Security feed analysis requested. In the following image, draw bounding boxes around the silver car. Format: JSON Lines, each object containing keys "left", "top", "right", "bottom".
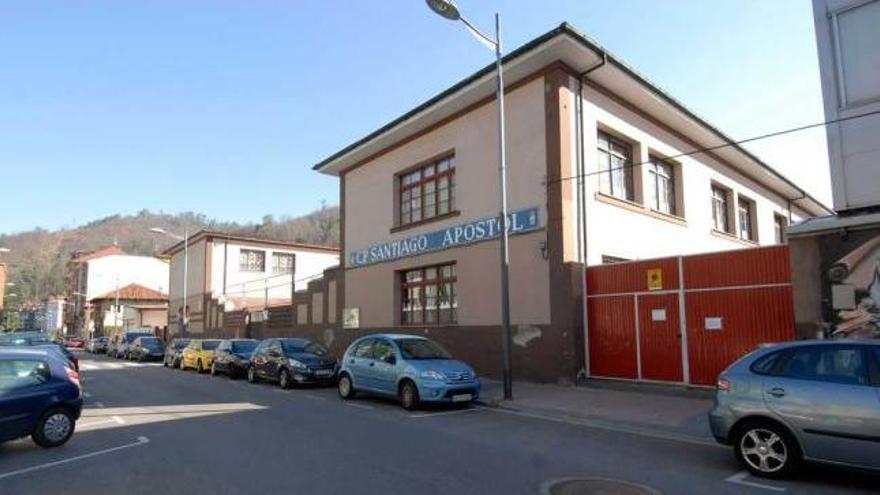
{"left": 709, "top": 340, "right": 880, "bottom": 478}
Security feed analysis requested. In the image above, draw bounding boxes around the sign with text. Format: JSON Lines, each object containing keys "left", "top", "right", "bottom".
{"left": 646, "top": 268, "right": 663, "bottom": 291}
{"left": 348, "top": 207, "right": 541, "bottom": 268}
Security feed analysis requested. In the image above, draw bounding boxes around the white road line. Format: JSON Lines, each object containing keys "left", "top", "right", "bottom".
{"left": 76, "top": 418, "right": 118, "bottom": 430}
{"left": 725, "top": 471, "right": 786, "bottom": 492}
{"left": 345, "top": 403, "right": 375, "bottom": 410}
{"left": 112, "top": 415, "right": 125, "bottom": 425}
{"left": 408, "top": 408, "right": 482, "bottom": 419}
{"left": 0, "top": 437, "right": 149, "bottom": 481}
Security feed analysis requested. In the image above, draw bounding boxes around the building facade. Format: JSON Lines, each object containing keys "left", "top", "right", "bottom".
{"left": 162, "top": 231, "right": 339, "bottom": 335}
{"left": 64, "top": 245, "right": 170, "bottom": 337}
{"left": 314, "top": 24, "right": 829, "bottom": 382}
{"left": 42, "top": 297, "right": 65, "bottom": 335}
{"left": 788, "top": 0, "right": 880, "bottom": 340}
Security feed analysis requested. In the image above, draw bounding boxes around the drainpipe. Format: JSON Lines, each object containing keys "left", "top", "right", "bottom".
{"left": 786, "top": 192, "right": 806, "bottom": 225}
{"left": 576, "top": 52, "right": 607, "bottom": 381}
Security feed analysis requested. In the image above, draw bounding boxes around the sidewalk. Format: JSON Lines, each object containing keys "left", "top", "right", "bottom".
{"left": 478, "top": 378, "right": 716, "bottom": 443}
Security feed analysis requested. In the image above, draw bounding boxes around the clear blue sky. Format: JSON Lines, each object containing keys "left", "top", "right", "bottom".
{"left": 0, "top": 0, "right": 830, "bottom": 234}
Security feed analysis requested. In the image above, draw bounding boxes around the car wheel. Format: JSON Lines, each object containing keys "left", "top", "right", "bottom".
{"left": 197, "top": 360, "right": 204, "bottom": 374}
{"left": 337, "top": 373, "right": 356, "bottom": 400}
{"left": 399, "top": 380, "right": 420, "bottom": 411}
{"left": 734, "top": 421, "right": 801, "bottom": 479}
{"left": 32, "top": 408, "right": 75, "bottom": 448}
{"left": 279, "top": 369, "right": 292, "bottom": 389}
{"left": 210, "top": 362, "right": 218, "bottom": 376}
{"left": 247, "top": 366, "right": 258, "bottom": 383}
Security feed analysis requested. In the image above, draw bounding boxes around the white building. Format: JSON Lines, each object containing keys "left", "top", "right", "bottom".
{"left": 162, "top": 231, "right": 339, "bottom": 334}
{"left": 42, "top": 297, "right": 65, "bottom": 334}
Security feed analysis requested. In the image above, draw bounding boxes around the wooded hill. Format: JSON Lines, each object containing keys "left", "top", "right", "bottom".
{"left": 0, "top": 205, "right": 339, "bottom": 306}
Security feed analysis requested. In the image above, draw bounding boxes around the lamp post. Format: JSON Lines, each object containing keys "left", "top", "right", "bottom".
{"left": 151, "top": 227, "right": 188, "bottom": 338}
{"left": 425, "top": 0, "right": 513, "bottom": 400}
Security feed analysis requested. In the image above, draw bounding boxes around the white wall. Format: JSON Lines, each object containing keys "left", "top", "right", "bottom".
{"left": 578, "top": 83, "right": 807, "bottom": 264}
{"left": 42, "top": 300, "right": 64, "bottom": 333}
{"left": 209, "top": 240, "right": 338, "bottom": 301}
{"left": 813, "top": 0, "right": 880, "bottom": 212}
{"left": 86, "top": 255, "right": 169, "bottom": 300}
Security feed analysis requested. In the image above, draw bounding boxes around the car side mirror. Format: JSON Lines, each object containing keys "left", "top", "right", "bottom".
{"left": 384, "top": 354, "right": 396, "bottom": 365}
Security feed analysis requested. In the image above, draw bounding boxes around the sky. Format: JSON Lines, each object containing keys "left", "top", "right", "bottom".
{"left": 0, "top": 0, "right": 831, "bottom": 234}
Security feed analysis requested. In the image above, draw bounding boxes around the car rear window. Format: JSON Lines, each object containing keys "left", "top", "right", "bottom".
{"left": 750, "top": 351, "right": 784, "bottom": 375}
{"left": 202, "top": 340, "right": 220, "bottom": 350}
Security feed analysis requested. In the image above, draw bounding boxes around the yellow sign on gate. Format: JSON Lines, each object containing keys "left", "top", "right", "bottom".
{"left": 647, "top": 268, "right": 663, "bottom": 291}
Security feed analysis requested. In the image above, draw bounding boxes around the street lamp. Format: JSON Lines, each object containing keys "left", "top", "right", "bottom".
{"left": 150, "top": 227, "right": 188, "bottom": 338}
{"left": 425, "top": 0, "right": 514, "bottom": 400}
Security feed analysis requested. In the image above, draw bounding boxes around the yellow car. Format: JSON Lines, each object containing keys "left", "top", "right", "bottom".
{"left": 180, "top": 339, "right": 222, "bottom": 373}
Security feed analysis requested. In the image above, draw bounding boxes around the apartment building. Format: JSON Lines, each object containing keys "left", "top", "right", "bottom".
{"left": 789, "top": 0, "right": 880, "bottom": 339}
{"left": 162, "top": 231, "right": 339, "bottom": 335}
{"left": 314, "top": 24, "right": 829, "bottom": 382}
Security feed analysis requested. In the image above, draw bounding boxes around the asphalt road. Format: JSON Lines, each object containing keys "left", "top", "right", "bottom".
{"left": 0, "top": 352, "right": 876, "bottom": 495}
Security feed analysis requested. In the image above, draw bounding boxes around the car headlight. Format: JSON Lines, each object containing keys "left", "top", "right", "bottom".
{"left": 288, "top": 359, "right": 306, "bottom": 369}
{"left": 420, "top": 370, "right": 446, "bottom": 381}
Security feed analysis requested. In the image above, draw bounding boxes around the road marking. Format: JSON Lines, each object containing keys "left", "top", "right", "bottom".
{"left": 112, "top": 415, "right": 125, "bottom": 425}
{"left": 94, "top": 401, "right": 105, "bottom": 408}
{"left": 76, "top": 418, "right": 117, "bottom": 430}
{"left": 0, "top": 437, "right": 150, "bottom": 481}
{"left": 345, "top": 403, "right": 374, "bottom": 410}
{"left": 725, "top": 471, "right": 786, "bottom": 492}
{"left": 408, "top": 408, "right": 482, "bottom": 419}
{"left": 305, "top": 394, "right": 327, "bottom": 401}
{"left": 476, "top": 406, "right": 722, "bottom": 448}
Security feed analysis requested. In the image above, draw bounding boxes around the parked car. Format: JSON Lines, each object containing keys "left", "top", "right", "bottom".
{"left": 128, "top": 337, "right": 165, "bottom": 362}
{"left": 117, "top": 331, "right": 155, "bottom": 360}
{"left": 106, "top": 338, "right": 124, "bottom": 358}
{"left": 247, "top": 338, "right": 338, "bottom": 389}
{"left": 0, "top": 335, "right": 78, "bottom": 371}
{"left": 180, "top": 339, "right": 221, "bottom": 373}
{"left": 65, "top": 337, "right": 85, "bottom": 349}
{"left": 89, "top": 337, "right": 110, "bottom": 354}
{"left": 710, "top": 340, "right": 880, "bottom": 479}
{"left": 337, "top": 334, "right": 480, "bottom": 410}
{"left": 211, "top": 339, "right": 258, "bottom": 378}
{"left": 163, "top": 338, "right": 191, "bottom": 368}
{"left": 33, "top": 344, "right": 79, "bottom": 372}
{"left": 0, "top": 348, "right": 83, "bottom": 448}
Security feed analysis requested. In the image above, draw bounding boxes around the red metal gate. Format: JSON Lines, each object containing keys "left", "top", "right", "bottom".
{"left": 586, "top": 246, "right": 795, "bottom": 386}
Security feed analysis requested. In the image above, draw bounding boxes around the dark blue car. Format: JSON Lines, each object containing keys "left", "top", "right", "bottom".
{"left": 0, "top": 348, "right": 84, "bottom": 448}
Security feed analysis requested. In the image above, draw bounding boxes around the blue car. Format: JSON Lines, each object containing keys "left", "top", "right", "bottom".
{"left": 0, "top": 348, "right": 84, "bottom": 448}
{"left": 337, "top": 334, "right": 480, "bottom": 410}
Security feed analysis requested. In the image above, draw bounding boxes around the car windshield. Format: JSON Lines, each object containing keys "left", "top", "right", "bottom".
{"left": 232, "top": 341, "right": 258, "bottom": 353}
{"left": 281, "top": 340, "right": 329, "bottom": 356}
{"left": 202, "top": 340, "right": 220, "bottom": 351}
{"left": 142, "top": 338, "right": 162, "bottom": 349}
{"left": 397, "top": 339, "right": 451, "bottom": 360}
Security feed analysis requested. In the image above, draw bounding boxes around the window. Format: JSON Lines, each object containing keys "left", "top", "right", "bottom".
{"left": 737, "top": 196, "right": 756, "bottom": 241}
{"left": 372, "top": 340, "right": 395, "bottom": 361}
{"left": 271, "top": 253, "right": 294, "bottom": 274}
{"left": 0, "top": 359, "right": 50, "bottom": 391}
{"left": 401, "top": 263, "right": 457, "bottom": 325}
{"left": 597, "top": 131, "right": 634, "bottom": 201}
{"left": 711, "top": 185, "right": 731, "bottom": 233}
{"left": 781, "top": 345, "right": 869, "bottom": 386}
{"left": 647, "top": 157, "right": 676, "bottom": 215}
{"left": 750, "top": 351, "right": 784, "bottom": 376}
{"left": 832, "top": 0, "right": 880, "bottom": 107}
{"left": 774, "top": 214, "right": 788, "bottom": 244}
{"left": 602, "top": 255, "right": 630, "bottom": 264}
{"left": 399, "top": 156, "right": 455, "bottom": 226}
{"left": 239, "top": 249, "right": 265, "bottom": 272}
{"left": 353, "top": 339, "right": 376, "bottom": 358}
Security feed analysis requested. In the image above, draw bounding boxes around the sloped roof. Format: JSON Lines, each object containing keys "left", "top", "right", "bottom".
{"left": 91, "top": 283, "right": 168, "bottom": 302}
{"left": 162, "top": 230, "right": 339, "bottom": 256}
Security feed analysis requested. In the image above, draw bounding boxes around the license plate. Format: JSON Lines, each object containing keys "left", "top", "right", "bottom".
{"left": 314, "top": 369, "right": 333, "bottom": 377}
{"left": 451, "top": 394, "right": 472, "bottom": 403}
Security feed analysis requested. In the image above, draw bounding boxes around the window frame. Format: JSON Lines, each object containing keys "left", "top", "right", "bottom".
{"left": 597, "top": 130, "right": 635, "bottom": 202}
{"left": 400, "top": 262, "right": 458, "bottom": 326}
{"left": 271, "top": 252, "right": 295, "bottom": 274}
{"left": 774, "top": 213, "right": 788, "bottom": 244}
{"left": 239, "top": 249, "right": 266, "bottom": 273}
{"left": 711, "top": 184, "right": 732, "bottom": 234}
{"left": 647, "top": 156, "right": 677, "bottom": 216}
{"left": 737, "top": 195, "right": 757, "bottom": 242}
{"left": 397, "top": 153, "right": 456, "bottom": 228}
